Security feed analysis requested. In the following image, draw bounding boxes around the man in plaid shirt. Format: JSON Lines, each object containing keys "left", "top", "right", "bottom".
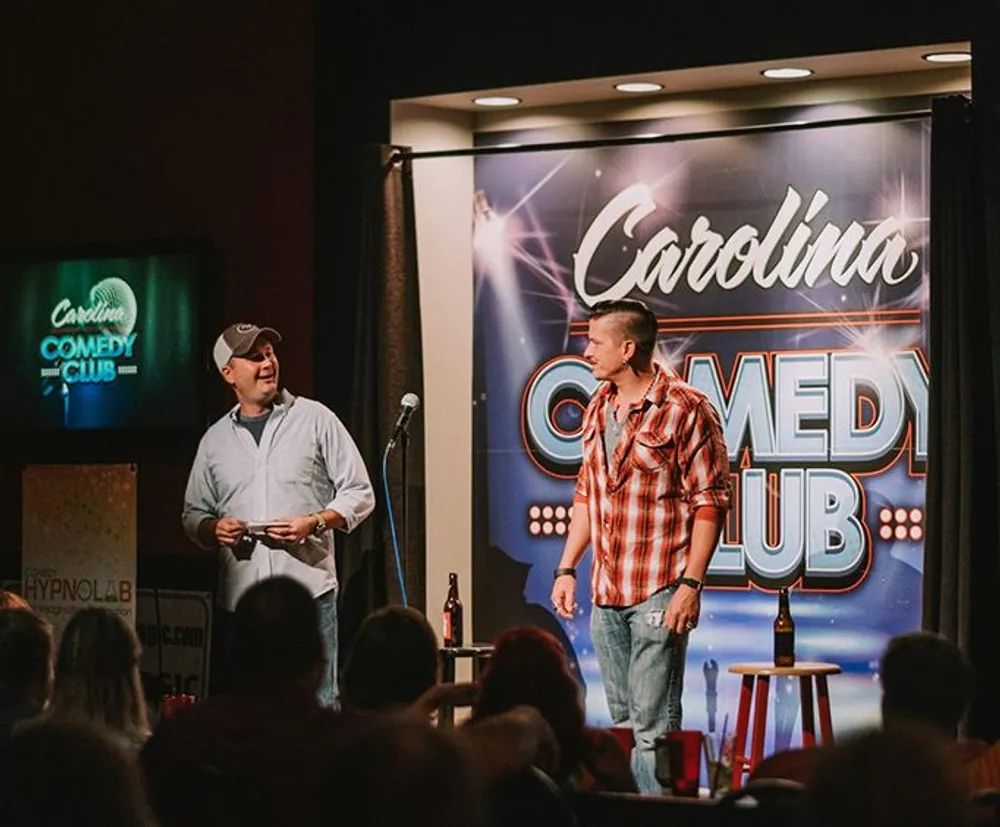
{"left": 551, "top": 298, "right": 731, "bottom": 794}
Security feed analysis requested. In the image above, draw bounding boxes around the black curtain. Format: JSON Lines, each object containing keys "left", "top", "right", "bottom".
{"left": 969, "top": 3, "right": 1000, "bottom": 743}
{"left": 337, "top": 145, "right": 426, "bottom": 664}
{"left": 925, "top": 93, "right": 1000, "bottom": 742}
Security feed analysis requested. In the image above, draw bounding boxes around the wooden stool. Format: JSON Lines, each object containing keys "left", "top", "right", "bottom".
{"left": 727, "top": 662, "right": 841, "bottom": 788}
{"left": 437, "top": 643, "right": 494, "bottom": 728}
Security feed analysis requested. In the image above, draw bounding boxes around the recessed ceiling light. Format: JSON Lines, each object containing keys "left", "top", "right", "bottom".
{"left": 761, "top": 67, "right": 814, "bottom": 80}
{"left": 922, "top": 51, "right": 971, "bottom": 64}
{"left": 473, "top": 96, "right": 521, "bottom": 107}
{"left": 614, "top": 82, "right": 664, "bottom": 93}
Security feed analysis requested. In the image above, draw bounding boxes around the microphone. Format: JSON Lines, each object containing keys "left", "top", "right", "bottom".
{"left": 388, "top": 393, "right": 421, "bottom": 450}
{"left": 703, "top": 658, "right": 719, "bottom": 733}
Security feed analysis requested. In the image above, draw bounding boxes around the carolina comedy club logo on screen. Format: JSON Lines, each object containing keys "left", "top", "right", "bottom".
{"left": 39, "top": 277, "right": 139, "bottom": 384}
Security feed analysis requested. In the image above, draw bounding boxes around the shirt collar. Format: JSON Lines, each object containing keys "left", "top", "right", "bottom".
{"left": 596, "top": 362, "right": 673, "bottom": 409}
{"left": 644, "top": 362, "right": 674, "bottom": 408}
{"left": 227, "top": 388, "right": 295, "bottom": 421}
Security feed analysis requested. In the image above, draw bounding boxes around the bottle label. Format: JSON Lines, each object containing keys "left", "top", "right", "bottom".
{"left": 774, "top": 631, "right": 794, "bottom": 664}
{"left": 443, "top": 612, "right": 452, "bottom": 644}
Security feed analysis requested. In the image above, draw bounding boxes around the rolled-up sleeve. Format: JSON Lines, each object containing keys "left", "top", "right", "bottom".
{"left": 181, "top": 439, "right": 219, "bottom": 549}
{"left": 320, "top": 413, "right": 375, "bottom": 533}
{"left": 681, "top": 398, "right": 732, "bottom": 511}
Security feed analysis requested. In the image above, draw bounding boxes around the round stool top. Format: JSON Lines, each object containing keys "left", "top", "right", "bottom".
{"left": 438, "top": 644, "right": 495, "bottom": 658}
{"left": 727, "top": 662, "right": 842, "bottom": 677}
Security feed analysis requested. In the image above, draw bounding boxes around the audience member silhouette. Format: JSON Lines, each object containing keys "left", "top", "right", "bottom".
{"left": 0, "top": 609, "right": 52, "bottom": 750}
{"left": 46, "top": 607, "right": 149, "bottom": 751}
{"left": 340, "top": 605, "right": 561, "bottom": 782}
{"left": 7, "top": 719, "right": 158, "bottom": 827}
{"left": 806, "top": 726, "right": 972, "bottom": 827}
{"left": 880, "top": 632, "right": 976, "bottom": 741}
{"left": 323, "top": 712, "right": 486, "bottom": 827}
{"left": 752, "top": 631, "right": 983, "bottom": 787}
{"left": 470, "top": 626, "right": 636, "bottom": 792}
{"left": 340, "top": 605, "right": 441, "bottom": 713}
{"left": 141, "top": 575, "right": 344, "bottom": 827}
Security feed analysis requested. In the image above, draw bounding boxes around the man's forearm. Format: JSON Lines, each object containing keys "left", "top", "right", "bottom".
{"left": 315, "top": 509, "right": 347, "bottom": 532}
{"left": 557, "top": 500, "right": 591, "bottom": 569}
{"left": 460, "top": 706, "right": 558, "bottom": 781}
{"left": 321, "top": 489, "right": 373, "bottom": 533}
{"left": 683, "top": 516, "right": 724, "bottom": 582}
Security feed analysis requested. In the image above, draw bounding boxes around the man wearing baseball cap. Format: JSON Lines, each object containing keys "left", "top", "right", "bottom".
{"left": 182, "top": 323, "right": 374, "bottom": 707}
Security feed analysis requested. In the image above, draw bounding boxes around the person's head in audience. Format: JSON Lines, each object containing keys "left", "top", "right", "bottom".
{"left": 806, "top": 726, "right": 971, "bottom": 827}
{"left": 340, "top": 605, "right": 439, "bottom": 713}
{"left": 880, "top": 632, "right": 974, "bottom": 738}
{"left": 8, "top": 719, "right": 158, "bottom": 827}
{"left": 324, "top": 713, "right": 485, "bottom": 827}
{"left": 0, "top": 608, "right": 53, "bottom": 711}
{"left": 0, "top": 591, "right": 31, "bottom": 610}
{"left": 471, "top": 626, "right": 585, "bottom": 783}
{"left": 230, "top": 575, "right": 324, "bottom": 695}
{"left": 49, "top": 607, "right": 149, "bottom": 747}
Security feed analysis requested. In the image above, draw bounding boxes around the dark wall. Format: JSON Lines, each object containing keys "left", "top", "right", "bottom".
{"left": 0, "top": 1, "right": 314, "bottom": 585}
{"left": 373, "top": 0, "right": 973, "bottom": 99}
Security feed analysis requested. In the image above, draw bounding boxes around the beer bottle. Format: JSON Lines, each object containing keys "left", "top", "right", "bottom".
{"left": 773, "top": 587, "right": 795, "bottom": 667}
{"left": 443, "top": 572, "right": 464, "bottom": 648}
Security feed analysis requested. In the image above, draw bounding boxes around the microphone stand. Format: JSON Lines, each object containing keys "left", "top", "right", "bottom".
{"left": 383, "top": 421, "right": 413, "bottom": 607}
{"left": 400, "top": 428, "right": 409, "bottom": 596}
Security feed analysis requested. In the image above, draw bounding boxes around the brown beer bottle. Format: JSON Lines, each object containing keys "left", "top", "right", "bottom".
{"left": 443, "top": 572, "right": 464, "bottom": 648}
{"left": 773, "top": 587, "right": 795, "bottom": 667}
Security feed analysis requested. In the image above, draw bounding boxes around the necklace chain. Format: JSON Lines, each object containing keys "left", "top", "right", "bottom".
{"left": 611, "top": 371, "right": 656, "bottom": 423}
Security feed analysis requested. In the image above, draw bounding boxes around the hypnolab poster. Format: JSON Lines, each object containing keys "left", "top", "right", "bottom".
{"left": 22, "top": 464, "right": 137, "bottom": 641}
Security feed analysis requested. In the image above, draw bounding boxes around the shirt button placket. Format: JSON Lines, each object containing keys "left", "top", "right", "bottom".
{"left": 257, "top": 453, "right": 267, "bottom": 520}
{"left": 603, "top": 510, "right": 618, "bottom": 603}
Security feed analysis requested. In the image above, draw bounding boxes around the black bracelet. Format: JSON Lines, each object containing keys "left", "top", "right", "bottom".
{"left": 675, "top": 576, "right": 703, "bottom": 592}
{"left": 554, "top": 567, "right": 577, "bottom": 580}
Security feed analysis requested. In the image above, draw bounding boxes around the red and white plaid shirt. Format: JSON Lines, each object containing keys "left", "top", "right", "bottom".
{"left": 574, "top": 363, "right": 731, "bottom": 607}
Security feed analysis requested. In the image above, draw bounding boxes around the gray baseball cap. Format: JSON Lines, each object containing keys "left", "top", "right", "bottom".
{"left": 213, "top": 322, "right": 282, "bottom": 371}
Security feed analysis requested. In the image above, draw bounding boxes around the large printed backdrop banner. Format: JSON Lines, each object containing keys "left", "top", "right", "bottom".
{"left": 22, "top": 464, "right": 137, "bottom": 641}
{"left": 472, "top": 117, "right": 929, "bottom": 746}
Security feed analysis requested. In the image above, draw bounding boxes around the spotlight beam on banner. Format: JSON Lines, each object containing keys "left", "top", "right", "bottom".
{"left": 388, "top": 109, "right": 929, "bottom": 164}
{"left": 505, "top": 155, "right": 572, "bottom": 219}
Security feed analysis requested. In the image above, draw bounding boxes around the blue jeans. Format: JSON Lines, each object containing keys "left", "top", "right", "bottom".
{"left": 316, "top": 588, "right": 339, "bottom": 708}
{"left": 591, "top": 585, "right": 688, "bottom": 794}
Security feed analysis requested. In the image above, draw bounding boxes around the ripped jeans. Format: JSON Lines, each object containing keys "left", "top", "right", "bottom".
{"left": 591, "top": 585, "right": 688, "bottom": 794}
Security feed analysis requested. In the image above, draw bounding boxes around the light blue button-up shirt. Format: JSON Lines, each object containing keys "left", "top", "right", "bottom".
{"left": 182, "top": 390, "right": 375, "bottom": 610}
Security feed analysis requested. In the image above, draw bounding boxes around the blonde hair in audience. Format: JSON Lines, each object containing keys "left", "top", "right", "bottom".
{"left": 49, "top": 608, "right": 149, "bottom": 741}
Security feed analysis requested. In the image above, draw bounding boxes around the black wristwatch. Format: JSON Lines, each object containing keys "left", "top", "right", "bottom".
{"left": 676, "top": 576, "right": 703, "bottom": 592}
{"left": 554, "top": 567, "right": 577, "bottom": 580}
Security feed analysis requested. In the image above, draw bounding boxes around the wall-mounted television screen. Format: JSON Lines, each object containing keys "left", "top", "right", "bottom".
{"left": 2, "top": 246, "right": 206, "bottom": 431}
